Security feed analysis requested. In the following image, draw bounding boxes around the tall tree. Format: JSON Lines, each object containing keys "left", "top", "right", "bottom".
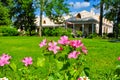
{"left": 0, "top": 0, "right": 14, "bottom": 26}
{"left": 13, "top": 0, "right": 36, "bottom": 36}
{"left": 36, "top": 0, "right": 69, "bottom": 36}
{"left": 0, "top": 2, "right": 11, "bottom": 25}
{"left": 99, "top": 0, "right": 103, "bottom": 36}
{"left": 85, "top": 0, "right": 104, "bottom": 36}
{"left": 104, "top": 0, "right": 120, "bottom": 39}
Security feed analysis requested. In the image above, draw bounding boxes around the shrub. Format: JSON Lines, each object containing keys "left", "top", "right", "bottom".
{"left": 76, "top": 30, "right": 82, "bottom": 37}
{"left": 107, "top": 33, "right": 115, "bottom": 38}
{"left": 39, "top": 36, "right": 89, "bottom": 79}
{"left": 42, "top": 27, "right": 73, "bottom": 37}
{"left": 87, "top": 33, "right": 98, "bottom": 39}
{"left": 0, "top": 36, "right": 89, "bottom": 79}
{"left": 0, "top": 26, "right": 19, "bottom": 36}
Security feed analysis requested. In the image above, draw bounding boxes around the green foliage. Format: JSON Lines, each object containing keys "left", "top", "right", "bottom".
{"left": 0, "top": 27, "right": 19, "bottom": 36}
{"left": 13, "top": 0, "right": 36, "bottom": 36}
{"left": 87, "top": 33, "right": 98, "bottom": 39}
{"left": 0, "top": 2, "right": 11, "bottom": 25}
{"left": 45, "top": 0, "right": 69, "bottom": 24}
{"left": 0, "top": 37, "right": 120, "bottom": 79}
{"left": 38, "top": 36, "right": 89, "bottom": 79}
{"left": 42, "top": 27, "right": 73, "bottom": 37}
{"left": 76, "top": 30, "right": 82, "bottom": 37}
{"left": 114, "top": 65, "right": 120, "bottom": 77}
{"left": 36, "top": 0, "right": 69, "bottom": 36}
{"left": 107, "top": 33, "right": 115, "bottom": 38}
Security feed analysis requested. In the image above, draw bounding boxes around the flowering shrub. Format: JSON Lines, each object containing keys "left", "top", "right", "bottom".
{"left": 0, "top": 36, "right": 89, "bottom": 79}
{"left": 113, "top": 56, "right": 120, "bottom": 79}
{"left": 0, "top": 77, "right": 8, "bottom": 80}
{"left": 0, "top": 54, "right": 11, "bottom": 66}
{"left": 77, "top": 76, "right": 90, "bottom": 80}
{"left": 39, "top": 35, "right": 89, "bottom": 79}
{"left": 22, "top": 57, "right": 33, "bottom": 66}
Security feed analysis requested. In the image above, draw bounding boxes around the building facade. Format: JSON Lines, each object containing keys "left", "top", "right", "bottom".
{"left": 65, "top": 10, "right": 113, "bottom": 35}
{"left": 35, "top": 10, "right": 113, "bottom": 35}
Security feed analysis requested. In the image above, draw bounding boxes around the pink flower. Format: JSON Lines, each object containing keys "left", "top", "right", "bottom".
{"left": 118, "top": 57, "right": 120, "bottom": 60}
{"left": 68, "top": 51, "right": 80, "bottom": 59}
{"left": 48, "top": 41, "right": 60, "bottom": 54}
{"left": 39, "top": 39, "right": 47, "bottom": 47}
{"left": 77, "top": 76, "right": 90, "bottom": 80}
{"left": 70, "top": 40, "right": 83, "bottom": 48}
{"left": 0, "top": 54, "right": 11, "bottom": 66}
{"left": 22, "top": 57, "right": 33, "bottom": 66}
{"left": 77, "top": 77, "right": 83, "bottom": 80}
{"left": 58, "top": 36, "right": 69, "bottom": 45}
{"left": 82, "top": 46, "right": 88, "bottom": 54}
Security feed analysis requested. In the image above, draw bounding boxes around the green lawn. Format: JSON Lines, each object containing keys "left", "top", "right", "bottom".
{"left": 0, "top": 36, "right": 120, "bottom": 79}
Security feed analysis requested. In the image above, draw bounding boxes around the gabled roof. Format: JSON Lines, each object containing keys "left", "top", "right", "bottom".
{"left": 66, "top": 17, "right": 98, "bottom": 23}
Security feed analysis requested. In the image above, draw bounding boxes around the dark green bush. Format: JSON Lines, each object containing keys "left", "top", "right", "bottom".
{"left": 42, "top": 27, "right": 73, "bottom": 37}
{"left": 0, "top": 27, "right": 19, "bottom": 36}
{"left": 107, "top": 33, "right": 115, "bottom": 38}
{"left": 87, "top": 33, "right": 98, "bottom": 39}
{"left": 76, "top": 30, "right": 82, "bottom": 37}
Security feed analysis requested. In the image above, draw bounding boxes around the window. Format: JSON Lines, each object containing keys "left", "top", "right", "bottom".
{"left": 43, "top": 20, "right": 46, "bottom": 24}
{"left": 76, "top": 13, "right": 81, "bottom": 18}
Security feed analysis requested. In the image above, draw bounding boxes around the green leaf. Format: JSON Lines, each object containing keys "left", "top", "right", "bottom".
{"left": 36, "top": 57, "right": 45, "bottom": 67}
{"left": 48, "top": 76, "right": 54, "bottom": 80}
{"left": 84, "top": 67, "right": 90, "bottom": 77}
{"left": 56, "top": 60, "right": 63, "bottom": 70}
{"left": 9, "top": 62, "right": 17, "bottom": 72}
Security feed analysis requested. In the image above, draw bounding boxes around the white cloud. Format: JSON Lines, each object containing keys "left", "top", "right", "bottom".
{"left": 90, "top": 8, "right": 100, "bottom": 15}
{"left": 69, "top": 2, "right": 90, "bottom": 9}
{"left": 69, "top": 2, "right": 74, "bottom": 6}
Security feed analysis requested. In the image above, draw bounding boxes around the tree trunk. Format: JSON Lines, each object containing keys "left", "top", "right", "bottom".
{"left": 39, "top": 0, "right": 44, "bottom": 37}
{"left": 39, "top": 10, "right": 43, "bottom": 37}
{"left": 99, "top": 1, "right": 103, "bottom": 37}
{"left": 116, "top": 8, "right": 120, "bottom": 39}
{"left": 29, "top": 28, "right": 32, "bottom": 36}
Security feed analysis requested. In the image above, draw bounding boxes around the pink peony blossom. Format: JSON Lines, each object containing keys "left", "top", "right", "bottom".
{"left": 77, "top": 77, "right": 83, "bottom": 80}
{"left": 58, "top": 36, "right": 70, "bottom": 45}
{"left": 82, "top": 46, "right": 88, "bottom": 54}
{"left": 48, "top": 41, "right": 60, "bottom": 54}
{"left": 0, "top": 54, "right": 11, "bottom": 66}
{"left": 39, "top": 39, "right": 47, "bottom": 47}
{"left": 22, "top": 57, "right": 33, "bottom": 66}
{"left": 77, "top": 76, "right": 90, "bottom": 80}
{"left": 68, "top": 51, "right": 80, "bottom": 59}
{"left": 118, "top": 56, "right": 120, "bottom": 60}
{"left": 70, "top": 40, "right": 83, "bottom": 48}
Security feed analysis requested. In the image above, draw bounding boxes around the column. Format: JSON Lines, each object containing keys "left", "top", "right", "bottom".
{"left": 65, "top": 22, "right": 67, "bottom": 29}
{"left": 92, "top": 24, "right": 94, "bottom": 34}
{"left": 73, "top": 23, "right": 75, "bottom": 34}
{"left": 82, "top": 24, "right": 84, "bottom": 34}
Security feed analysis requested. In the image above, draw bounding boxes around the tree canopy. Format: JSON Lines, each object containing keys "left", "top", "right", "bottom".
{"left": 35, "top": 0, "right": 69, "bottom": 36}
{"left": 0, "top": 0, "right": 13, "bottom": 25}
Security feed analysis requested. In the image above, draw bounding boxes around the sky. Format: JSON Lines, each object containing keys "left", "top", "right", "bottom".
{"left": 66, "top": 0, "right": 100, "bottom": 14}
{"left": 35, "top": 0, "right": 100, "bottom": 16}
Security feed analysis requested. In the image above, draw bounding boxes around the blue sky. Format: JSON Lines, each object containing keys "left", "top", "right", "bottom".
{"left": 35, "top": 0, "right": 100, "bottom": 16}
{"left": 66, "top": 0, "right": 100, "bottom": 14}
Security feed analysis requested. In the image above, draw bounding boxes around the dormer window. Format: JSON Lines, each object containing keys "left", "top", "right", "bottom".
{"left": 76, "top": 13, "right": 81, "bottom": 18}
{"left": 43, "top": 20, "right": 46, "bottom": 24}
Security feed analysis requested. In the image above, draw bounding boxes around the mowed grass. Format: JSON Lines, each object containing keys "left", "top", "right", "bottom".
{"left": 0, "top": 36, "right": 120, "bottom": 79}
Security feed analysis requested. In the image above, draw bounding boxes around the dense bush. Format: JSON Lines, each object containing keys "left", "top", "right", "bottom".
{"left": 87, "top": 33, "right": 98, "bottom": 39}
{"left": 42, "top": 27, "right": 73, "bottom": 37}
{"left": 107, "top": 33, "right": 115, "bottom": 38}
{"left": 76, "top": 30, "right": 82, "bottom": 37}
{"left": 25, "top": 30, "right": 38, "bottom": 36}
{"left": 0, "top": 26, "right": 19, "bottom": 36}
